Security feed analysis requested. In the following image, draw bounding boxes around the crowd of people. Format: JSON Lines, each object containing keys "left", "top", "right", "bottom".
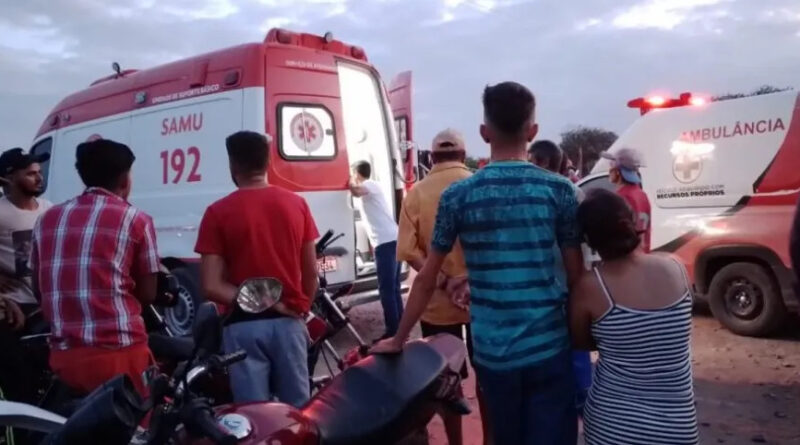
{"left": 0, "top": 80, "right": 701, "bottom": 445}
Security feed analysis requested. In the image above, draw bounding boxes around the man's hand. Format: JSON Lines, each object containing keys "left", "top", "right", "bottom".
{"left": 0, "top": 297, "right": 25, "bottom": 331}
{"left": 436, "top": 272, "right": 449, "bottom": 290}
{"left": 272, "top": 301, "right": 303, "bottom": 319}
{"left": 447, "top": 276, "right": 470, "bottom": 310}
{"left": 370, "top": 336, "right": 404, "bottom": 355}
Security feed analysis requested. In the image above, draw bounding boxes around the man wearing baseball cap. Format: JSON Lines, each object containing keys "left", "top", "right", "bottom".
{"left": 0, "top": 147, "right": 52, "bottom": 410}
{"left": 396, "top": 128, "right": 489, "bottom": 445}
{"left": 601, "top": 147, "right": 652, "bottom": 252}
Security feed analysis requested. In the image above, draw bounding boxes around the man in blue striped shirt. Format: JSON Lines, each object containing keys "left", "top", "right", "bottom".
{"left": 373, "top": 82, "right": 583, "bottom": 445}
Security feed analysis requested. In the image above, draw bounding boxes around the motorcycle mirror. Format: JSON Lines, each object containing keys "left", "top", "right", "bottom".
{"left": 235, "top": 278, "right": 283, "bottom": 314}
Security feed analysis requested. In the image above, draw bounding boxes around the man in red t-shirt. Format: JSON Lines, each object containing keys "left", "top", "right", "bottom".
{"left": 601, "top": 147, "right": 652, "bottom": 252}
{"left": 195, "top": 131, "right": 319, "bottom": 407}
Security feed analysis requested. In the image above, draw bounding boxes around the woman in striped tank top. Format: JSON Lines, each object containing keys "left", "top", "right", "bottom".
{"left": 569, "top": 189, "right": 699, "bottom": 445}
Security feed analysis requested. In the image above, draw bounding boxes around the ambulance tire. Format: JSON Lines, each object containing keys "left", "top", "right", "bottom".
{"left": 708, "top": 262, "right": 787, "bottom": 337}
{"left": 162, "top": 267, "right": 203, "bottom": 337}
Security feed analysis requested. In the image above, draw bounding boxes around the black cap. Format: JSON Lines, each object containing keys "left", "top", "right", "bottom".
{"left": 0, "top": 148, "right": 50, "bottom": 176}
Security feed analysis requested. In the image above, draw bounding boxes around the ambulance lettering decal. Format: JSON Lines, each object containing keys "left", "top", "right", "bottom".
{"left": 161, "top": 147, "right": 202, "bottom": 184}
{"left": 680, "top": 118, "right": 786, "bottom": 142}
{"left": 161, "top": 113, "right": 204, "bottom": 136}
{"left": 151, "top": 84, "right": 220, "bottom": 105}
{"left": 290, "top": 112, "right": 324, "bottom": 153}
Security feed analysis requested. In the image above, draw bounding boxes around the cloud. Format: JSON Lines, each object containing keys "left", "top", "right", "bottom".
{"left": 0, "top": 0, "right": 799, "bottom": 158}
{"left": 612, "top": 0, "right": 727, "bottom": 30}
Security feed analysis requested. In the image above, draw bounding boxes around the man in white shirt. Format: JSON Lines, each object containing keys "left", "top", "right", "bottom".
{"left": 0, "top": 147, "right": 52, "bottom": 407}
{"left": 348, "top": 161, "right": 403, "bottom": 338}
{"left": 0, "top": 148, "right": 52, "bottom": 324}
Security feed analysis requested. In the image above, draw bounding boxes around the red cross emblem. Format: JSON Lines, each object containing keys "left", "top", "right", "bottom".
{"left": 289, "top": 112, "right": 324, "bottom": 153}
{"left": 673, "top": 155, "right": 702, "bottom": 184}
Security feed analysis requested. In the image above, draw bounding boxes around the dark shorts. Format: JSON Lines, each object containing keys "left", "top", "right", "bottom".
{"left": 419, "top": 321, "right": 473, "bottom": 378}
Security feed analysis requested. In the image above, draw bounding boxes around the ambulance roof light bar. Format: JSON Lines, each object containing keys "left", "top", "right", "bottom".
{"left": 266, "top": 28, "right": 367, "bottom": 60}
{"left": 627, "top": 92, "right": 706, "bottom": 115}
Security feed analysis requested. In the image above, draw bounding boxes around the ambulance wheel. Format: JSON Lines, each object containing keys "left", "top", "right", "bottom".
{"left": 708, "top": 262, "right": 787, "bottom": 337}
{"left": 163, "top": 267, "right": 201, "bottom": 337}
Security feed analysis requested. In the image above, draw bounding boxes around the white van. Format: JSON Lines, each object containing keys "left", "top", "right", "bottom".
{"left": 28, "top": 29, "right": 411, "bottom": 335}
{"left": 579, "top": 90, "right": 800, "bottom": 336}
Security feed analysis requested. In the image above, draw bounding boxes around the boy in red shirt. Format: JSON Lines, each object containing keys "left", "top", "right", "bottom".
{"left": 602, "top": 148, "right": 652, "bottom": 252}
{"left": 195, "top": 131, "right": 319, "bottom": 407}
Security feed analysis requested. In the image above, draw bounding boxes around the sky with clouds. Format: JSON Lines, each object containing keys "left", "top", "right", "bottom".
{"left": 1, "top": 0, "right": 798, "bottom": 157}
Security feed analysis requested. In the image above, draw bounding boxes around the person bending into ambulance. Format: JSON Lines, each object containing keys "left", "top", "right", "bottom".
{"left": 348, "top": 161, "right": 403, "bottom": 340}
{"left": 195, "top": 131, "right": 319, "bottom": 407}
{"left": 602, "top": 147, "right": 652, "bottom": 252}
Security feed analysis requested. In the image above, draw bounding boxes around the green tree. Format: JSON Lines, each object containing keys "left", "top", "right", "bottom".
{"left": 464, "top": 156, "right": 480, "bottom": 170}
{"left": 712, "top": 85, "right": 792, "bottom": 102}
{"left": 559, "top": 126, "right": 618, "bottom": 176}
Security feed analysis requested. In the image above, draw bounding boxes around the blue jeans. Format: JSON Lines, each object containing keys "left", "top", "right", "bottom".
{"left": 474, "top": 350, "right": 578, "bottom": 445}
{"left": 223, "top": 317, "right": 310, "bottom": 408}
{"left": 375, "top": 241, "right": 403, "bottom": 336}
{"left": 572, "top": 350, "right": 592, "bottom": 415}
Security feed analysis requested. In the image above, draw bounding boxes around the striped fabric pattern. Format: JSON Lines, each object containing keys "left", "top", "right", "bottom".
{"left": 584, "top": 268, "right": 699, "bottom": 445}
{"left": 431, "top": 161, "right": 581, "bottom": 370}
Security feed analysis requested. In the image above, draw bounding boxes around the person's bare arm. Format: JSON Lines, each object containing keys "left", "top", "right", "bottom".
{"left": 371, "top": 251, "right": 447, "bottom": 353}
{"left": 200, "top": 254, "right": 238, "bottom": 306}
{"left": 569, "top": 275, "right": 596, "bottom": 351}
{"left": 301, "top": 240, "right": 319, "bottom": 303}
{"left": 347, "top": 179, "right": 369, "bottom": 197}
{"left": 562, "top": 246, "right": 584, "bottom": 291}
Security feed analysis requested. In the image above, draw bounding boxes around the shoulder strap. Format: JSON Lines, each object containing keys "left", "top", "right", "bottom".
{"left": 592, "top": 266, "right": 616, "bottom": 306}
{"left": 670, "top": 257, "right": 692, "bottom": 295}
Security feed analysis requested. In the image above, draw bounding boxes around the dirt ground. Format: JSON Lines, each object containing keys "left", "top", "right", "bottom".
{"left": 326, "top": 299, "right": 800, "bottom": 445}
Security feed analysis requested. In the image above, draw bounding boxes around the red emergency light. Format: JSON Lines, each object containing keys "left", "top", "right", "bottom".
{"left": 627, "top": 92, "right": 707, "bottom": 115}
{"left": 266, "top": 28, "right": 368, "bottom": 61}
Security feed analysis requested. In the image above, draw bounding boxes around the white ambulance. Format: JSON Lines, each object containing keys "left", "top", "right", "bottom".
{"left": 580, "top": 90, "right": 800, "bottom": 336}
{"left": 28, "top": 29, "right": 412, "bottom": 335}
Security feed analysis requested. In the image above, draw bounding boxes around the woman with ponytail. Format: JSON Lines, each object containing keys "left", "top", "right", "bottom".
{"left": 569, "top": 189, "right": 699, "bottom": 445}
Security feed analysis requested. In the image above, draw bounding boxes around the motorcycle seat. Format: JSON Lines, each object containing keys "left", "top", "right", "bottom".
{"left": 148, "top": 334, "right": 194, "bottom": 362}
{"left": 302, "top": 339, "right": 446, "bottom": 445}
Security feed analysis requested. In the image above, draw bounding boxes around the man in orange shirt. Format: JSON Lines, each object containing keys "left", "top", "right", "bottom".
{"left": 396, "top": 129, "right": 489, "bottom": 445}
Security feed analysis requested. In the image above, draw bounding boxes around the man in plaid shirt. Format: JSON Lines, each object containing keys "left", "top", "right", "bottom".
{"left": 31, "top": 139, "right": 160, "bottom": 397}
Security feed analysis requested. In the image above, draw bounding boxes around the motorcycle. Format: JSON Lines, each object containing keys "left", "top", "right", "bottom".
{"left": 1, "top": 277, "right": 470, "bottom": 445}
{"left": 11, "top": 271, "right": 182, "bottom": 412}
{"left": 306, "top": 229, "right": 370, "bottom": 391}
{"left": 148, "top": 229, "right": 371, "bottom": 397}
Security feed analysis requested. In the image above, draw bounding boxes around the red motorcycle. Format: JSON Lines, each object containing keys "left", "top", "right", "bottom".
{"left": 147, "top": 229, "right": 370, "bottom": 404}
{"left": 11, "top": 281, "right": 469, "bottom": 445}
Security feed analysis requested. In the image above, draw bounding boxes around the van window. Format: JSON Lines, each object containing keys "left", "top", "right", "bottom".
{"left": 30, "top": 137, "right": 53, "bottom": 192}
{"left": 395, "top": 116, "right": 408, "bottom": 145}
{"left": 278, "top": 105, "right": 336, "bottom": 160}
{"left": 579, "top": 174, "right": 615, "bottom": 195}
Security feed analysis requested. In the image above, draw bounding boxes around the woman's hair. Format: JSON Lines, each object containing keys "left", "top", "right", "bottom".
{"left": 578, "top": 188, "right": 641, "bottom": 260}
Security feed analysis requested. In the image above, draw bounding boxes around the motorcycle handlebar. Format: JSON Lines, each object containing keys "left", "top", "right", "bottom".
{"left": 315, "top": 230, "right": 335, "bottom": 254}
{"left": 216, "top": 350, "right": 247, "bottom": 368}
{"left": 179, "top": 351, "right": 247, "bottom": 396}
{"left": 315, "top": 230, "right": 345, "bottom": 258}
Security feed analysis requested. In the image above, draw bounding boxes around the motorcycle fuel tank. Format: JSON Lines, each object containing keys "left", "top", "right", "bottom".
{"left": 176, "top": 402, "right": 319, "bottom": 445}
